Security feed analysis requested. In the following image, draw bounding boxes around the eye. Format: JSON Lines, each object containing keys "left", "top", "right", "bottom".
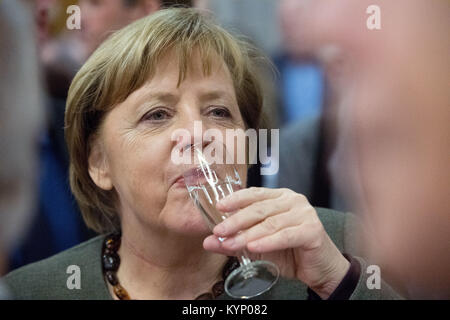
{"left": 208, "top": 106, "right": 231, "bottom": 119}
{"left": 142, "top": 108, "right": 172, "bottom": 122}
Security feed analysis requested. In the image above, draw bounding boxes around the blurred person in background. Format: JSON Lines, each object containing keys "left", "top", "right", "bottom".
{"left": 0, "top": 0, "right": 45, "bottom": 298}
{"left": 9, "top": 0, "right": 192, "bottom": 272}
{"left": 275, "top": 1, "right": 345, "bottom": 212}
{"left": 40, "top": 0, "right": 193, "bottom": 100}
{"left": 80, "top": 0, "right": 192, "bottom": 57}
{"left": 279, "top": 0, "right": 450, "bottom": 298}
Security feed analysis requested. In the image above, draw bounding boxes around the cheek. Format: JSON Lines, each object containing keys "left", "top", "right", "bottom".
{"left": 106, "top": 131, "right": 171, "bottom": 212}
{"left": 118, "top": 154, "right": 166, "bottom": 218}
{"left": 162, "top": 190, "right": 211, "bottom": 233}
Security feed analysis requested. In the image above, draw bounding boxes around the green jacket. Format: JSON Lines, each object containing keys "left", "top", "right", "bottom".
{"left": 2, "top": 208, "right": 402, "bottom": 300}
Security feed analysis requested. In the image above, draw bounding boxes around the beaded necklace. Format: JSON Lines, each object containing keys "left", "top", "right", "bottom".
{"left": 102, "top": 232, "right": 239, "bottom": 300}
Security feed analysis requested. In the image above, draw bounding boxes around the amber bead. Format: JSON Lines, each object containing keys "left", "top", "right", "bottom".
{"left": 105, "top": 271, "right": 119, "bottom": 286}
{"left": 113, "top": 284, "right": 130, "bottom": 300}
{"left": 105, "top": 238, "right": 120, "bottom": 252}
{"left": 103, "top": 252, "right": 120, "bottom": 272}
{"left": 212, "top": 280, "right": 225, "bottom": 298}
{"left": 195, "top": 292, "right": 214, "bottom": 300}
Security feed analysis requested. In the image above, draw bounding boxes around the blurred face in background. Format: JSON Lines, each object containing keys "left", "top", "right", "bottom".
{"left": 1, "top": 0, "right": 44, "bottom": 274}
{"left": 33, "top": 0, "right": 53, "bottom": 47}
{"left": 279, "top": 0, "right": 450, "bottom": 298}
{"left": 79, "top": 0, "right": 159, "bottom": 54}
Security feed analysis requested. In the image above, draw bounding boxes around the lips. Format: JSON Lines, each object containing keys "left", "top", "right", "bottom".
{"left": 173, "top": 176, "right": 185, "bottom": 187}
{"left": 171, "top": 167, "right": 207, "bottom": 188}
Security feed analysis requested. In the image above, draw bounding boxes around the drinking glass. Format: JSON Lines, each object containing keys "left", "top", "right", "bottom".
{"left": 182, "top": 142, "right": 279, "bottom": 299}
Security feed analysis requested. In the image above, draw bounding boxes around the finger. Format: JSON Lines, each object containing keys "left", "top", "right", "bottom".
{"left": 203, "top": 235, "right": 239, "bottom": 257}
{"left": 220, "top": 210, "right": 304, "bottom": 251}
{"left": 216, "top": 187, "right": 285, "bottom": 212}
{"left": 213, "top": 197, "right": 290, "bottom": 237}
{"left": 245, "top": 222, "right": 323, "bottom": 253}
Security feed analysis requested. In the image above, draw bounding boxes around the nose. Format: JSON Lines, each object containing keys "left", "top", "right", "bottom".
{"left": 170, "top": 104, "right": 212, "bottom": 153}
{"left": 172, "top": 127, "right": 210, "bottom": 154}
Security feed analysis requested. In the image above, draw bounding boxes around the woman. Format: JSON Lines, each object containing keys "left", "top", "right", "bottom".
{"left": 3, "top": 8, "right": 400, "bottom": 300}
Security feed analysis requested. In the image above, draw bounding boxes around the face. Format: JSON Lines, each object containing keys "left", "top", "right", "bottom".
{"left": 89, "top": 51, "right": 247, "bottom": 238}
{"left": 34, "top": 0, "right": 54, "bottom": 48}
{"left": 79, "top": 0, "right": 156, "bottom": 55}
{"left": 281, "top": 0, "right": 450, "bottom": 296}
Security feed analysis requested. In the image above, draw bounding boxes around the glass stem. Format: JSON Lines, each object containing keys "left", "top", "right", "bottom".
{"left": 238, "top": 251, "right": 252, "bottom": 267}
{"left": 237, "top": 249, "right": 258, "bottom": 279}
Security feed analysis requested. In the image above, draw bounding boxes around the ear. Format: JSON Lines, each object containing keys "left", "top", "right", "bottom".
{"left": 88, "top": 138, "right": 113, "bottom": 191}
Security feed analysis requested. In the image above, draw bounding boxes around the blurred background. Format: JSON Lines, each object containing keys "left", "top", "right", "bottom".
{"left": 0, "top": 0, "right": 448, "bottom": 299}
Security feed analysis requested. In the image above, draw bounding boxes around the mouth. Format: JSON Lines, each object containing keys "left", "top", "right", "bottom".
{"left": 173, "top": 176, "right": 187, "bottom": 188}
{"left": 171, "top": 167, "right": 207, "bottom": 189}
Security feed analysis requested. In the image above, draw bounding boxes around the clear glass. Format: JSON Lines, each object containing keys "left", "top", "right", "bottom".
{"left": 182, "top": 142, "right": 279, "bottom": 299}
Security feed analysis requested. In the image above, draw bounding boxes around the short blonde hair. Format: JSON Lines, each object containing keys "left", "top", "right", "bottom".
{"left": 65, "top": 8, "right": 266, "bottom": 233}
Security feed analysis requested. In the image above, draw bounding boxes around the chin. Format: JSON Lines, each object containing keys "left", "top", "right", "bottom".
{"left": 163, "top": 200, "right": 212, "bottom": 237}
{"left": 166, "top": 219, "right": 211, "bottom": 239}
{"left": 181, "top": 220, "right": 211, "bottom": 236}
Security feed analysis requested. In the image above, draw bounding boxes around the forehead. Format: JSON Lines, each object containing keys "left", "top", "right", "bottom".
{"left": 144, "top": 49, "right": 237, "bottom": 96}
{"left": 106, "top": 49, "right": 240, "bottom": 117}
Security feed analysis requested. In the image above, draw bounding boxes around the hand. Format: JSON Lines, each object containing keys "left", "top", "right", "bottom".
{"left": 203, "top": 187, "right": 350, "bottom": 299}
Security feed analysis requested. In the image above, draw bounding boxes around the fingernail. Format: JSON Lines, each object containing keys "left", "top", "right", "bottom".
{"left": 224, "top": 235, "right": 243, "bottom": 250}
{"left": 222, "top": 237, "right": 235, "bottom": 248}
{"left": 224, "top": 237, "right": 240, "bottom": 250}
